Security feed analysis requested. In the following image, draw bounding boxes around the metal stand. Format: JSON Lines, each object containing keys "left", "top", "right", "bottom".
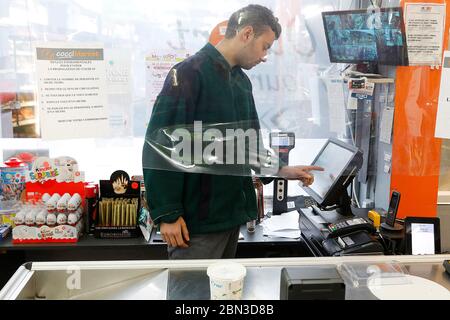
{"left": 380, "top": 222, "right": 403, "bottom": 231}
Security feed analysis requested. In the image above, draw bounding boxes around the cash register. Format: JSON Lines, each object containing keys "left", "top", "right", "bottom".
{"left": 298, "top": 138, "right": 384, "bottom": 256}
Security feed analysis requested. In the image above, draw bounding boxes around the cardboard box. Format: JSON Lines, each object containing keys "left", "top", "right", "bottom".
{"left": 12, "top": 220, "right": 82, "bottom": 243}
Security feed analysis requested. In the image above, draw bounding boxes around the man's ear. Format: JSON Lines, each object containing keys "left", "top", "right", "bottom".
{"left": 239, "top": 25, "right": 254, "bottom": 43}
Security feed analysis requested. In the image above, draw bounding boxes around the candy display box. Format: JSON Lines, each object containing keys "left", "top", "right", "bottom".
{"left": 94, "top": 170, "right": 140, "bottom": 239}
{"left": 11, "top": 156, "right": 86, "bottom": 244}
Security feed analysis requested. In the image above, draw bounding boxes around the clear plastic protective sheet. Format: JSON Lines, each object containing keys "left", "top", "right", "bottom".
{"left": 140, "top": 0, "right": 350, "bottom": 180}
{"left": 143, "top": 120, "right": 281, "bottom": 177}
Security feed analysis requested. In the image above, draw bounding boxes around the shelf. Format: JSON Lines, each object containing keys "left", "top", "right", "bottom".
{"left": 366, "top": 78, "right": 395, "bottom": 84}
{"left": 343, "top": 75, "right": 395, "bottom": 84}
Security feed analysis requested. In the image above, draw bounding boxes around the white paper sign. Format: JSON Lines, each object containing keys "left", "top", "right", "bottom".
{"left": 405, "top": 3, "right": 446, "bottom": 66}
{"left": 435, "top": 51, "right": 450, "bottom": 139}
{"left": 35, "top": 43, "right": 109, "bottom": 140}
{"left": 347, "top": 93, "right": 358, "bottom": 110}
{"left": 105, "top": 48, "right": 132, "bottom": 95}
{"left": 325, "top": 77, "right": 346, "bottom": 134}
{"left": 411, "top": 223, "right": 435, "bottom": 255}
{"left": 145, "top": 51, "right": 190, "bottom": 125}
{"left": 380, "top": 107, "right": 395, "bottom": 144}
{"left": 105, "top": 48, "right": 132, "bottom": 136}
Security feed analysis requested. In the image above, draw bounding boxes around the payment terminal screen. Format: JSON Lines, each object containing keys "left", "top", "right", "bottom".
{"left": 309, "top": 141, "right": 354, "bottom": 198}
{"left": 271, "top": 136, "right": 292, "bottom": 147}
{"left": 411, "top": 223, "right": 435, "bottom": 255}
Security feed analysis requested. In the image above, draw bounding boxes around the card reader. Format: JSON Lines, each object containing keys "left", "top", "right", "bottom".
{"left": 270, "top": 132, "right": 295, "bottom": 215}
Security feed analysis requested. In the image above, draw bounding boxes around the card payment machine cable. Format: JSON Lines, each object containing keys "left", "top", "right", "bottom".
{"left": 270, "top": 132, "right": 295, "bottom": 215}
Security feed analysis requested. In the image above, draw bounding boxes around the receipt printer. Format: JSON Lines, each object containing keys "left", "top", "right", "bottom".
{"left": 322, "top": 230, "right": 384, "bottom": 256}
{"left": 280, "top": 266, "right": 345, "bottom": 300}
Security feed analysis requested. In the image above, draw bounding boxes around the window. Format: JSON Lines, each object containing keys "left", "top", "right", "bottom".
{"left": 1, "top": 0, "right": 347, "bottom": 182}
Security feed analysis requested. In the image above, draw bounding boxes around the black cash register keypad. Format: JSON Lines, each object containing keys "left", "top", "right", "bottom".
{"left": 328, "top": 218, "right": 369, "bottom": 233}
{"left": 328, "top": 222, "right": 347, "bottom": 232}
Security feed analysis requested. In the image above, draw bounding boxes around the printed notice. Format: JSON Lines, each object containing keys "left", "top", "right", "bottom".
{"left": 411, "top": 223, "right": 435, "bottom": 255}
{"left": 105, "top": 48, "right": 132, "bottom": 137}
{"left": 325, "top": 77, "right": 346, "bottom": 134}
{"left": 380, "top": 107, "right": 395, "bottom": 144}
{"left": 405, "top": 3, "right": 446, "bottom": 66}
{"left": 35, "top": 43, "right": 109, "bottom": 140}
{"left": 145, "top": 51, "right": 189, "bottom": 126}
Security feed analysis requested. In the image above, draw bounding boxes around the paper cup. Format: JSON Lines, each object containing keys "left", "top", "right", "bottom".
{"left": 207, "top": 261, "right": 247, "bottom": 300}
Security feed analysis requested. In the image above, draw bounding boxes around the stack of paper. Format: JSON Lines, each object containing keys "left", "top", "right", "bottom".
{"left": 260, "top": 211, "right": 301, "bottom": 239}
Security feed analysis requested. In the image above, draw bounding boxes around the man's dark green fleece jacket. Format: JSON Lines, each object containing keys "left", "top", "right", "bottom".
{"left": 143, "top": 43, "right": 272, "bottom": 235}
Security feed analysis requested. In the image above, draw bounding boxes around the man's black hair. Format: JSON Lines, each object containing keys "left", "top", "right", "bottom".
{"left": 225, "top": 4, "right": 282, "bottom": 40}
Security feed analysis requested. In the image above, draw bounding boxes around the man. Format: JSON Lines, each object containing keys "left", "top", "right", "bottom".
{"left": 143, "top": 5, "right": 323, "bottom": 259}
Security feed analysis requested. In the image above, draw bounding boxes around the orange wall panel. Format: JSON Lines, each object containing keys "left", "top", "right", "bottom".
{"left": 392, "top": 0, "right": 449, "bottom": 218}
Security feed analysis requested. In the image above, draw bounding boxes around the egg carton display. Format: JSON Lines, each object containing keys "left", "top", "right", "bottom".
{"left": 12, "top": 192, "right": 84, "bottom": 243}
{"left": 24, "top": 155, "right": 86, "bottom": 204}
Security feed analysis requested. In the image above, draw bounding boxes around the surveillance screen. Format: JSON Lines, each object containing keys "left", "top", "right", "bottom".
{"left": 323, "top": 8, "right": 408, "bottom": 65}
{"left": 309, "top": 141, "right": 354, "bottom": 199}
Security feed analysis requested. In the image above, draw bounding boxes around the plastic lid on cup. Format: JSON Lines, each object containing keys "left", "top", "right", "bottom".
{"left": 207, "top": 261, "right": 247, "bottom": 281}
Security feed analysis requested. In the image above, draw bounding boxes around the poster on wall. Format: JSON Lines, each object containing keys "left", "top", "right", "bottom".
{"left": 105, "top": 48, "right": 133, "bottom": 137}
{"left": 405, "top": 3, "right": 446, "bottom": 66}
{"left": 145, "top": 51, "right": 190, "bottom": 126}
{"left": 435, "top": 51, "right": 450, "bottom": 139}
{"left": 35, "top": 43, "right": 109, "bottom": 140}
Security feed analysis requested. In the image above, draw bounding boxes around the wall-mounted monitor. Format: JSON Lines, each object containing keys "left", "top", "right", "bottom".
{"left": 322, "top": 7, "right": 409, "bottom": 65}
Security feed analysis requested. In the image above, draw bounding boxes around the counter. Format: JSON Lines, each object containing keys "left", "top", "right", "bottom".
{"left": 1, "top": 255, "right": 449, "bottom": 300}
{"left": 0, "top": 223, "right": 311, "bottom": 289}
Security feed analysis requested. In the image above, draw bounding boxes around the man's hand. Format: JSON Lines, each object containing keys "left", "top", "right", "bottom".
{"left": 160, "top": 216, "right": 190, "bottom": 248}
{"left": 278, "top": 165, "right": 324, "bottom": 186}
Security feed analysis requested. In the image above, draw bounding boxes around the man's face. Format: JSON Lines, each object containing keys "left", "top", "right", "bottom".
{"left": 237, "top": 27, "right": 276, "bottom": 70}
